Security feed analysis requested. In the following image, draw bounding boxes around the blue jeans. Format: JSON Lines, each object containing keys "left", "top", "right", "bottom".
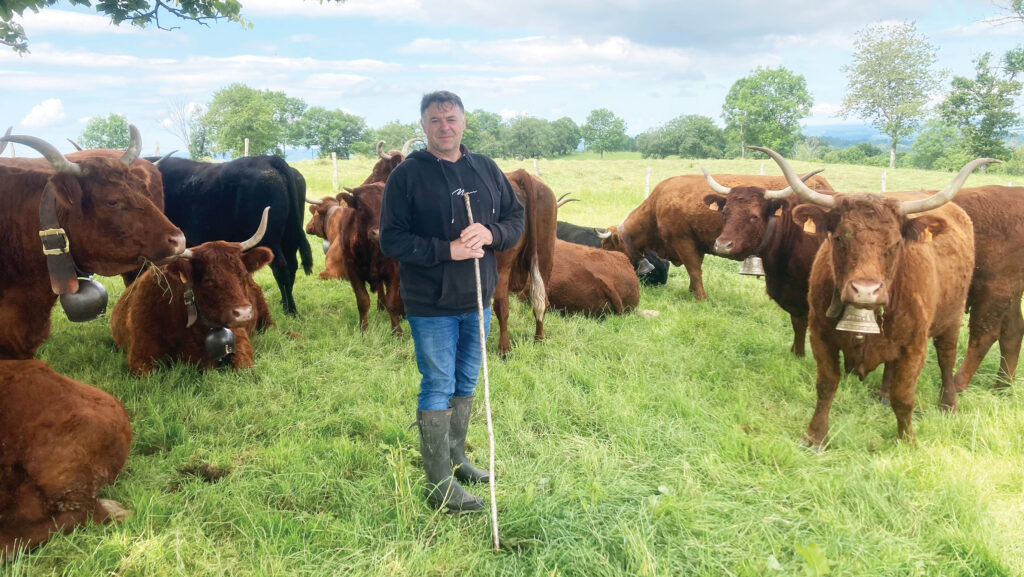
{"left": 408, "top": 308, "right": 492, "bottom": 411}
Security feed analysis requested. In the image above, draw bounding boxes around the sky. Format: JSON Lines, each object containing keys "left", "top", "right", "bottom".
{"left": 1, "top": 0, "right": 1022, "bottom": 157}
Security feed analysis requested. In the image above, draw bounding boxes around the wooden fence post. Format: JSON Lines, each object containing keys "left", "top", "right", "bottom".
{"left": 533, "top": 158, "right": 539, "bottom": 176}
{"left": 332, "top": 152, "right": 338, "bottom": 191}
{"left": 244, "top": 138, "right": 249, "bottom": 157}
{"left": 155, "top": 140, "right": 160, "bottom": 156}
{"left": 759, "top": 162, "right": 765, "bottom": 175}
{"left": 8, "top": 143, "right": 13, "bottom": 158}
{"left": 881, "top": 170, "right": 887, "bottom": 193}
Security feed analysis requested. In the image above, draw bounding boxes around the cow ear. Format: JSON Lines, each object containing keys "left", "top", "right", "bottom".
{"left": 339, "top": 191, "right": 357, "bottom": 209}
{"left": 308, "top": 204, "right": 318, "bottom": 215}
{"left": 166, "top": 258, "right": 193, "bottom": 285}
{"left": 769, "top": 199, "right": 786, "bottom": 218}
{"left": 48, "top": 176, "right": 83, "bottom": 211}
{"left": 242, "top": 246, "right": 274, "bottom": 273}
{"left": 792, "top": 205, "right": 831, "bottom": 240}
{"left": 703, "top": 193, "right": 726, "bottom": 212}
{"left": 903, "top": 215, "right": 946, "bottom": 243}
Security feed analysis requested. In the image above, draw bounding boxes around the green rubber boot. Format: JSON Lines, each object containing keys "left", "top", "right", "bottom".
{"left": 449, "top": 396, "right": 490, "bottom": 484}
{"left": 417, "top": 409, "right": 484, "bottom": 513}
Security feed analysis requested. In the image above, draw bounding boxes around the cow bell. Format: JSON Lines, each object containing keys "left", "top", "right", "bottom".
{"left": 636, "top": 257, "right": 655, "bottom": 276}
{"left": 322, "top": 239, "right": 331, "bottom": 254}
{"left": 738, "top": 255, "right": 765, "bottom": 277}
{"left": 205, "top": 327, "right": 236, "bottom": 361}
{"left": 835, "top": 306, "right": 881, "bottom": 335}
{"left": 59, "top": 277, "right": 108, "bottom": 322}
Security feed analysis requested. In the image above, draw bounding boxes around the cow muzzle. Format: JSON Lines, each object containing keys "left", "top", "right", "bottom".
{"left": 841, "top": 278, "right": 888, "bottom": 307}
{"left": 713, "top": 238, "right": 736, "bottom": 256}
{"left": 368, "top": 228, "right": 380, "bottom": 242}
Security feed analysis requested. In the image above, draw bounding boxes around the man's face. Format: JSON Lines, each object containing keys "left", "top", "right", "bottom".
{"left": 421, "top": 101, "right": 466, "bottom": 159}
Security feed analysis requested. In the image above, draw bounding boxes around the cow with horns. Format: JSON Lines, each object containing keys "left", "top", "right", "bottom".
{"left": 365, "top": 138, "right": 423, "bottom": 184}
{"left": 0, "top": 359, "right": 132, "bottom": 561}
{"left": 601, "top": 171, "right": 833, "bottom": 300}
{"left": 702, "top": 168, "right": 828, "bottom": 357}
{"left": 111, "top": 208, "right": 275, "bottom": 375}
{"left": 756, "top": 146, "right": 995, "bottom": 449}
{"left": 152, "top": 155, "right": 312, "bottom": 315}
{"left": 0, "top": 128, "right": 185, "bottom": 360}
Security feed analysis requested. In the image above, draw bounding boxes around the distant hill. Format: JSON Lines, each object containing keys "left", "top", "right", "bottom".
{"left": 801, "top": 123, "right": 897, "bottom": 148}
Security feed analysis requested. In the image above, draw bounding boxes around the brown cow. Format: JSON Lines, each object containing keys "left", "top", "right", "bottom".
{"left": 337, "top": 183, "right": 404, "bottom": 333}
{"left": 702, "top": 169, "right": 831, "bottom": 357}
{"left": 758, "top": 146, "right": 993, "bottom": 449}
{"left": 545, "top": 239, "right": 639, "bottom": 316}
{"left": 306, "top": 195, "right": 348, "bottom": 280}
{"left": 0, "top": 130, "right": 185, "bottom": 360}
{"left": 364, "top": 138, "right": 422, "bottom": 185}
{"left": 601, "top": 172, "right": 833, "bottom": 300}
{"left": 0, "top": 359, "right": 131, "bottom": 560}
{"left": 111, "top": 209, "right": 274, "bottom": 375}
{"left": 496, "top": 169, "right": 557, "bottom": 356}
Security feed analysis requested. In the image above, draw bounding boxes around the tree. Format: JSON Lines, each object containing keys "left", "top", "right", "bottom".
{"left": 505, "top": 116, "right": 552, "bottom": 158}
{"left": 909, "top": 119, "right": 962, "bottom": 170}
{"left": 463, "top": 109, "right": 505, "bottom": 157}
{"left": 295, "top": 107, "right": 367, "bottom": 158}
{"left": 548, "top": 117, "right": 581, "bottom": 156}
{"left": 722, "top": 67, "right": 812, "bottom": 158}
{"left": 164, "top": 97, "right": 205, "bottom": 159}
{"left": 79, "top": 113, "right": 130, "bottom": 149}
{"left": 676, "top": 115, "right": 726, "bottom": 159}
{"left": 373, "top": 121, "right": 424, "bottom": 152}
{"left": 839, "top": 22, "right": 943, "bottom": 168}
{"left": 197, "top": 83, "right": 311, "bottom": 158}
{"left": 939, "top": 52, "right": 1022, "bottom": 162}
{"left": 581, "top": 108, "right": 628, "bottom": 159}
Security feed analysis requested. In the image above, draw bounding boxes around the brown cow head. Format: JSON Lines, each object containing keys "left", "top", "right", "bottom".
{"left": 364, "top": 138, "right": 423, "bottom": 184}
{"left": 757, "top": 145, "right": 997, "bottom": 311}
{"left": 164, "top": 242, "right": 273, "bottom": 329}
{"left": 3, "top": 129, "right": 184, "bottom": 277}
{"left": 305, "top": 196, "right": 341, "bottom": 239}
{"left": 340, "top": 183, "right": 385, "bottom": 242}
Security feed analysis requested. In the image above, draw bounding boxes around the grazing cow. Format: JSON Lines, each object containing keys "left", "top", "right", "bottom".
{"left": 0, "top": 359, "right": 131, "bottom": 560}
{"left": 111, "top": 209, "right": 275, "bottom": 375}
{"left": 557, "top": 220, "right": 670, "bottom": 286}
{"left": 702, "top": 169, "right": 829, "bottom": 356}
{"left": 337, "top": 183, "right": 404, "bottom": 333}
{"left": 757, "top": 146, "right": 992, "bottom": 449}
{"left": 601, "top": 171, "right": 833, "bottom": 300}
{"left": 496, "top": 170, "right": 557, "bottom": 357}
{"left": 545, "top": 239, "right": 639, "bottom": 316}
{"left": 0, "top": 130, "right": 185, "bottom": 360}
{"left": 153, "top": 155, "right": 313, "bottom": 315}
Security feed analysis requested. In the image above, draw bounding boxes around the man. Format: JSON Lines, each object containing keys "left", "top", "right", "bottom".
{"left": 380, "top": 91, "right": 524, "bottom": 512}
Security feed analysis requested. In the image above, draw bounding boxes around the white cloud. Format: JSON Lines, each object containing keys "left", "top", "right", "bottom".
{"left": 22, "top": 99, "right": 67, "bottom": 127}
{"left": 943, "top": 19, "right": 1024, "bottom": 39}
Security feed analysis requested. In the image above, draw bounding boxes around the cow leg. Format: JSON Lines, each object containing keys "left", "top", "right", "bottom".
{"left": 376, "top": 281, "right": 388, "bottom": 312}
{"left": 790, "top": 314, "right": 808, "bottom": 357}
{"left": 230, "top": 330, "right": 255, "bottom": 369}
{"left": 954, "top": 325, "right": 1000, "bottom": 393}
{"left": 270, "top": 254, "right": 298, "bottom": 316}
{"left": 803, "top": 338, "right": 841, "bottom": 450}
{"left": 493, "top": 267, "right": 513, "bottom": 358}
{"left": 933, "top": 330, "right": 959, "bottom": 412}
{"left": 877, "top": 362, "right": 895, "bottom": 405}
{"left": 888, "top": 349, "right": 927, "bottom": 445}
{"left": 350, "top": 280, "right": 371, "bottom": 332}
{"left": 668, "top": 239, "right": 706, "bottom": 300}
{"left": 996, "top": 294, "right": 1023, "bottom": 388}
{"left": 385, "top": 277, "right": 403, "bottom": 336}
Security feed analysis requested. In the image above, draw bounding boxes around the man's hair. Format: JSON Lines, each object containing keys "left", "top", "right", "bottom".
{"left": 420, "top": 91, "right": 464, "bottom": 116}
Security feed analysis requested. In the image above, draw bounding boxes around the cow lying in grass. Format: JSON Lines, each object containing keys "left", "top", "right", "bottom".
{"left": 0, "top": 359, "right": 131, "bottom": 561}
{"left": 111, "top": 209, "right": 274, "bottom": 375}
{"left": 544, "top": 239, "right": 639, "bottom": 316}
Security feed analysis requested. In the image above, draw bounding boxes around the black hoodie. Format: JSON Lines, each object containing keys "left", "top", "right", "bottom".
{"left": 379, "top": 145, "right": 524, "bottom": 317}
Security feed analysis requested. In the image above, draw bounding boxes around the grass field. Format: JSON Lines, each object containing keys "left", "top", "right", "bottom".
{"left": 7, "top": 154, "right": 1024, "bottom": 576}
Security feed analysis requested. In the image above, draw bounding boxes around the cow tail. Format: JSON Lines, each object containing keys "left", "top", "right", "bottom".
{"left": 530, "top": 250, "right": 546, "bottom": 324}
{"left": 280, "top": 158, "right": 314, "bottom": 275}
{"left": 523, "top": 171, "right": 547, "bottom": 326}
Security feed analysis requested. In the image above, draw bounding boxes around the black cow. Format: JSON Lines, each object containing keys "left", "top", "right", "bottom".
{"left": 556, "top": 220, "right": 668, "bottom": 285}
{"left": 150, "top": 155, "right": 313, "bottom": 315}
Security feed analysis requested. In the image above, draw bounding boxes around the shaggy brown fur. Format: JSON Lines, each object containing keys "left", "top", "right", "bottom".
{"left": 601, "top": 173, "right": 832, "bottom": 300}
{"left": 111, "top": 242, "right": 274, "bottom": 375}
{"left": 0, "top": 360, "right": 131, "bottom": 561}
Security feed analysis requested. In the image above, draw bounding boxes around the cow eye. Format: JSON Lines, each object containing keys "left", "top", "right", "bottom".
{"left": 749, "top": 215, "right": 760, "bottom": 223}
{"left": 105, "top": 199, "right": 120, "bottom": 208}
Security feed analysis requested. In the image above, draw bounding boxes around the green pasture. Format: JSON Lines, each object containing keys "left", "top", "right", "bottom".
{"left": 8, "top": 155, "right": 1023, "bottom": 576}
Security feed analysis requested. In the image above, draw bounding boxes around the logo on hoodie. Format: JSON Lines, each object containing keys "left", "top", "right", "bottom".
{"left": 451, "top": 187, "right": 477, "bottom": 198}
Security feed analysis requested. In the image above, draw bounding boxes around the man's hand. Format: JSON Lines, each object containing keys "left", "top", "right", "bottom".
{"left": 450, "top": 238, "right": 484, "bottom": 261}
{"left": 460, "top": 223, "right": 492, "bottom": 251}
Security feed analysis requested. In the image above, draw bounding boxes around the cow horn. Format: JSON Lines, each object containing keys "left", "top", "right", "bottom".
{"left": 401, "top": 137, "right": 423, "bottom": 156}
{"left": 0, "top": 126, "right": 10, "bottom": 155}
{"left": 1, "top": 133, "right": 82, "bottom": 175}
{"left": 67, "top": 138, "right": 83, "bottom": 151}
{"left": 119, "top": 124, "right": 142, "bottom": 165}
{"left": 556, "top": 193, "right": 579, "bottom": 208}
{"left": 239, "top": 207, "right": 270, "bottom": 251}
{"left": 899, "top": 158, "right": 1001, "bottom": 214}
{"left": 377, "top": 140, "right": 393, "bottom": 160}
{"left": 749, "top": 146, "right": 835, "bottom": 208}
{"left": 701, "top": 167, "right": 732, "bottom": 194}
{"left": 306, "top": 197, "right": 324, "bottom": 205}
{"left": 595, "top": 228, "right": 613, "bottom": 239}
{"left": 764, "top": 168, "right": 827, "bottom": 200}
{"left": 153, "top": 150, "right": 177, "bottom": 167}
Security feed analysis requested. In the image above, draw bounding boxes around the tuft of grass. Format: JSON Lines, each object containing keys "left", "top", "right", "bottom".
{"left": 10, "top": 157, "right": 1023, "bottom": 576}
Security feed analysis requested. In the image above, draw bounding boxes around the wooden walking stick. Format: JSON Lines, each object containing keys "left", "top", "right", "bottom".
{"left": 462, "top": 193, "right": 500, "bottom": 551}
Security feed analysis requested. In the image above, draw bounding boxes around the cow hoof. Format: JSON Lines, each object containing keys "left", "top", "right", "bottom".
{"left": 877, "top": 396, "right": 891, "bottom": 406}
{"left": 798, "top": 438, "right": 824, "bottom": 454}
{"left": 99, "top": 499, "right": 130, "bottom": 522}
